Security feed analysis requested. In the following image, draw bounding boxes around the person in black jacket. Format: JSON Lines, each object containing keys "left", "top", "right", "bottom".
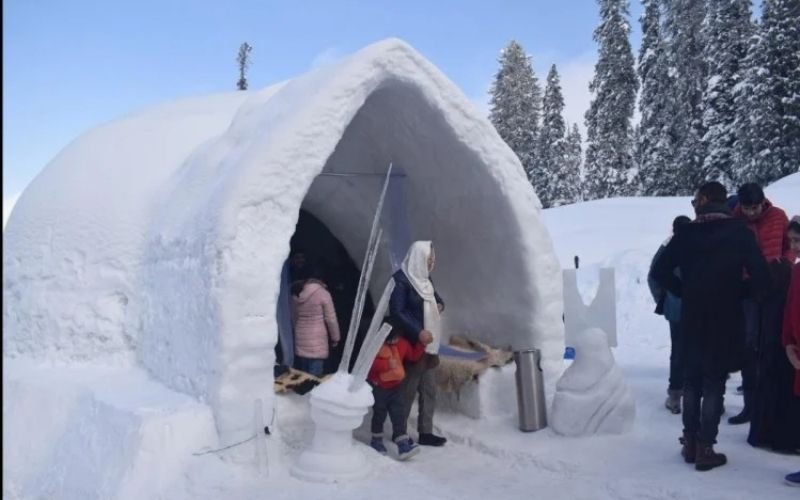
{"left": 648, "top": 215, "right": 692, "bottom": 414}
{"left": 652, "top": 181, "right": 770, "bottom": 471}
{"left": 389, "top": 241, "right": 447, "bottom": 447}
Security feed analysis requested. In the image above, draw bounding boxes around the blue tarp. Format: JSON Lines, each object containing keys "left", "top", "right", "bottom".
{"left": 439, "top": 344, "right": 488, "bottom": 362}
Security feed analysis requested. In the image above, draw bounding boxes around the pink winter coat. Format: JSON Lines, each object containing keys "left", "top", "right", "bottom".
{"left": 292, "top": 281, "right": 341, "bottom": 359}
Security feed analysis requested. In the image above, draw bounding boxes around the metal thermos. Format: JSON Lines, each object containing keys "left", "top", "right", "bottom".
{"left": 513, "top": 349, "right": 547, "bottom": 432}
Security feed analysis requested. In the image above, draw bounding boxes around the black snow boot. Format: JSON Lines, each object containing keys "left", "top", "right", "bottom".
{"left": 695, "top": 442, "right": 727, "bottom": 471}
{"left": 417, "top": 433, "right": 447, "bottom": 446}
{"left": 727, "top": 390, "right": 753, "bottom": 425}
{"left": 680, "top": 432, "right": 696, "bottom": 464}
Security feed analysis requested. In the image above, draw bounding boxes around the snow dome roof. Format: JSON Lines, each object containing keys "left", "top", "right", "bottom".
{"left": 3, "top": 38, "right": 564, "bottom": 441}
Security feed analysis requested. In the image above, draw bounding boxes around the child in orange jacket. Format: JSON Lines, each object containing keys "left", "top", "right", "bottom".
{"left": 367, "top": 329, "right": 425, "bottom": 459}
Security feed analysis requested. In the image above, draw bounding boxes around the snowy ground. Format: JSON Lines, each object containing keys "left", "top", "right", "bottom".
{"left": 168, "top": 174, "right": 800, "bottom": 499}
{"left": 5, "top": 174, "right": 799, "bottom": 499}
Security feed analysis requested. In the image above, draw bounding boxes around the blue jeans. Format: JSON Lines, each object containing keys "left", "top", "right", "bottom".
{"left": 668, "top": 321, "right": 684, "bottom": 391}
{"left": 371, "top": 384, "right": 408, "bottom": 439}
{"left": 295, "top": 356, "right": 325, "bottom": 377}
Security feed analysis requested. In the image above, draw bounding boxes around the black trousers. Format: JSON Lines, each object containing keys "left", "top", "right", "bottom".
{"left": 371, "top": 384, "right": 407, "bottom": 440}
{"left": 740, "top": 299, "right": 760, "bottom": 394}
{"left": 683, "top": 360, "right": 727, "bottom": 444}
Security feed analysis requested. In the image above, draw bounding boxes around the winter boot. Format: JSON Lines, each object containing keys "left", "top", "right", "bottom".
{"left": 728, "top": 390, "right": 752, "bottom": 425}
{"left": 679, "top": 432, "right": 696, "bottom": 464}
{"left": 665, "top": 389, "right": 682, "bottom": 414}
{"left": 394, "top": 435, "right": 420, "bottom": 460}
{"left": 370, "top": 435, "right": 387, "bottom": 455}
{"left": 695, "top": 442, "right": 727, "bottom": 471}
{"left": 418, "top": 433, "right": 447, "bottom": 447}
{"left": 785, "top": 471, "right": 800, "bottom": 487}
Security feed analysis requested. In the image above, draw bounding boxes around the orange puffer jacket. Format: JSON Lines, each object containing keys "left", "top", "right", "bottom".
{"left": 368, "top": 337, "right": 425, "bottom": 390}
{"left": 734, "top": 199, "right": 795, "bottom": 262}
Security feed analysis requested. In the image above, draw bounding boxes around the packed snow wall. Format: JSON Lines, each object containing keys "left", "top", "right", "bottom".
{"left": 3, "top": 38, "right": 565, "bottom": 444}
{"left": 2, "top": 92, "right": 255, "bottom": 364}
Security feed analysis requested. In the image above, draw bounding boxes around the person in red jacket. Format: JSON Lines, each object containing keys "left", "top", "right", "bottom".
{"left": 367, "top": 329, "right": 425, "bottom": 459}
{"left": 729, "top": 183, "right": 795, "bottom": 426}
{"left": 782, "top": 216, "right": 800, "bottom": 487}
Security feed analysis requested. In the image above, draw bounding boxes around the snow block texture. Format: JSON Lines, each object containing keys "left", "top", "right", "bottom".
{"left": 2, "top": 364, "right": 218, "bottom": 500}
{"left": 3, "top": 38, "right": 564, "bottom": 445}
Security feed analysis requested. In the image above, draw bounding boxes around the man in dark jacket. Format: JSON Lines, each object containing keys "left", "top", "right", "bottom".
{"left": 648, "top": 215, "right": 692, "bottom": 414}
{"left": 653, "top": 181, "right": 770, "bottom": 471}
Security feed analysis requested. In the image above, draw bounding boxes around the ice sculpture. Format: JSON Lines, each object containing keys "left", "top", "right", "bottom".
{"left": 563, "top": 268, "right": 618, "bottom": 348}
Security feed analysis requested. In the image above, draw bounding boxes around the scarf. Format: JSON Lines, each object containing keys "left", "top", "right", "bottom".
{"left": 401, "top": 241, "right": 442, "bottom": 354}
{"left": 695, "top": 202, "right": 732, "bottom": 223}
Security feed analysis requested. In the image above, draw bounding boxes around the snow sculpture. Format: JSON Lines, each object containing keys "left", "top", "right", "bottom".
{"left": 563, "top": 268, "right": 617, "bottom": 348}
{"left": 290, "top": 372, "right": 375, "bottom": 482}
{"left": 551, "top": 327, "right": 634, "bottom": 436}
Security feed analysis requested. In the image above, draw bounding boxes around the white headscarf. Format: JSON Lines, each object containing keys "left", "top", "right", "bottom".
{"left": 401, "top": 241, "right": 442, "bottom": 354}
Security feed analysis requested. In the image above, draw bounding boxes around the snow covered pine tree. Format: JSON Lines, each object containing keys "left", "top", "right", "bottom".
{"left": 701, "top": 0, "right": 753, "bottom": 188}
{"left": 636, "top": 0, "right": 679, "bottom": 195}
{"left": 535, "top": 65, "right": 572, "bottom": 207}
{"left": 663, "top": 0, "right": 708, "bottom": 193}
{"left": 584, "top": 0, "right": 639, "bottom": 199}
{"left": 733, "top": 0, "right": 800, "bottom": 186}
{"left": 489, "top": 41, "right": 543, "bottom": 189}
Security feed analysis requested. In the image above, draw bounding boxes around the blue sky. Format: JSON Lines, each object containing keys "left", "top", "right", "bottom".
{"left": 3, "top": 0, "right": 643, "bottom": 218}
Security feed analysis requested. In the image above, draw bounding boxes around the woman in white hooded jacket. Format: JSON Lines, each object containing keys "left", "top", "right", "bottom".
{"left": 389, "top": 241, "right": 447, "bottom": 447}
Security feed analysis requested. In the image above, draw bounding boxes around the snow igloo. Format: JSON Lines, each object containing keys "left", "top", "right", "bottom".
{"left": 3, "top": 39, "right": 564, "bottom": 457}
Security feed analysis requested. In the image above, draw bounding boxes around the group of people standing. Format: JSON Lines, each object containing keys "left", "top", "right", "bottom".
{"left": 288, "top": 241, "right": 448, "bottom": 460}
{"left": 648, "top": 181, "right": 800, "bottom": 485}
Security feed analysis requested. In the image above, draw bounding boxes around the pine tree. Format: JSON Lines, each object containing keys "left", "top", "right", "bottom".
{"left": 735, "top": 0, "right": 800, "bottom": 185}
{"left": 534, "top": 65, "right": 570, "bottom": 207}
{"left": 636, "top": 0, "right": 679, "bottom": 195}
{"left": 663, "top": 0, "right": 708, "bottom": 193}
{"left": 565, "top": 124, "right": 584, "bottom": 203}
{"left": 489, "top": 41, "right": 543, "bottom": 183}
{"left": 237, "top": 42, "right": 252, "bottom": 91}
{"left": 701, "top": 0, "right": 753, "bottom": 188}
{"left": 584, "top": 0, "right": 639, "bottom": 199}
{"left": 731, "top": 29, "right": 760, "bottom": 184}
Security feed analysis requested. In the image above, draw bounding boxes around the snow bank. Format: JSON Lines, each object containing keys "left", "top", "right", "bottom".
{"left": 2, "top": 361, "right": 217, "bottom": 500}
{"left": 3, "top": 38, "right": 564, "bottom": 447}
{"left": 544, "top": 172, "right": 800, "bottom": 269}
{"left": 436, "top": 363, "right": 518, "bottom": 419}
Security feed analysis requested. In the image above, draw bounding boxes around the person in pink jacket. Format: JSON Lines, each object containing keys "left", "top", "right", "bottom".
{"left": 291, "top": 278, "right": 341, "bottom": 377}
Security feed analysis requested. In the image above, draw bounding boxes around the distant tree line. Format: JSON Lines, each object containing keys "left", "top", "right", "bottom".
{"left": 489, "top": 0, "right": 799, "bottom": 207}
